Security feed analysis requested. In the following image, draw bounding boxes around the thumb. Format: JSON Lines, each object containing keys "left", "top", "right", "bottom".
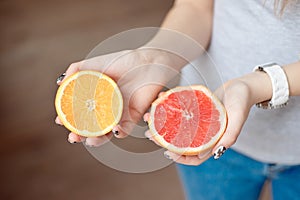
{"left": 211, "top": 108, "right": 247, "bottom": 159}
{"left": 56, "top": 61, "right": 82, "bottom": 85}
{"left": 61, "top": 51, "right": 126, "bottom": 83}
{"left": 112, "top": 84, "right": 161, "bottom": 138}
{"left": 112, "top": 107, "right": 142, "bottom": 138}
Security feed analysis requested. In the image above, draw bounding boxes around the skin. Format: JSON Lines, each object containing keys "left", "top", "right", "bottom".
{"left": 55, "top": 0, "right": 300, "bottom": 165}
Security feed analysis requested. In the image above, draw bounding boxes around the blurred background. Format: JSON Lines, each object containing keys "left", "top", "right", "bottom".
{"left": 0, "top": 0, "right": 187, "bottom": 199}
{"left": 0, "top": 0, "right": 271, "bottom": 199}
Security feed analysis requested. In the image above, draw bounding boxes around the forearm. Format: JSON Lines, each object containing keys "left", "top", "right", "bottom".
{"left": 283, "top": 61, "right": 300, "bottom": 96}
{"left": 143, "top": 0, "right": 214, "bottom": 70}
{"left": 238, "top": 61, "right": 300, "bottom": 106}
{"left": 160, "top": 0, "right": 213, "bottom": 50}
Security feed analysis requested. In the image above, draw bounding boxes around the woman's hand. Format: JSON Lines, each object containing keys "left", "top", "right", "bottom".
{"left": 145, "top": 79, "right": 255, "bottom": 165}
{"left": 55, "top": 49, "right": 178, "bottom": 146}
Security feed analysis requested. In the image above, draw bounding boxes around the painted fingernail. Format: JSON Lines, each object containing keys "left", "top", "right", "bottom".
{"left": 143, "top": 113, "right": 150, "bottom": 124}
{"left": 68, "top": 139, "right": 76, "bottom": 144}
{"left": 213, "top": 146, "right": 227, "bottom": 159}
{"left": 164, "top": 151, "right": 172, "bottom": 160}
{"left": 112, "top": 129, "right": 119, "bottom": 136}
{"left": 56, "top": 73, "right": 66, "bottom": 84}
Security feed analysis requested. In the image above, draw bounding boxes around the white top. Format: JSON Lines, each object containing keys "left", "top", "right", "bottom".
{"left": 179, "top": 0, "right": 300, "bottom": 164}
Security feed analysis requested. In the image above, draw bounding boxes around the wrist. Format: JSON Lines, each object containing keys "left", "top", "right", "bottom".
{"left": 236, "top": 71, "right": 273, "bottom": 106}
{"left": 137, "top": 47, "right": 188, "bottom": 71}
{"left": 131, "top": 48, "right": 183, "bottom": 87}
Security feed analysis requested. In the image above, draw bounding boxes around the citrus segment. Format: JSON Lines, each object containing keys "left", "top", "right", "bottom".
{"left": 55, "top": 71, "right": 123, "bottom": 137}
{"left": 72, "top": 74, "right": 101, "bottom": 132}
{"left": 94, "top": 78, "right": 117, "bottom": 130}
{"left": 60, "top": 80, "right": 76, "bottom": 127}
{"left": 148, "top": 85, "right": 227, "bottom": 155}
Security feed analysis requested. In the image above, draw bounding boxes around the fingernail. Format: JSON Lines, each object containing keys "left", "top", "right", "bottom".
{"left": 143, "top": 113, "right": 150, "bottom": 123}
{"left": 112, "top": 129, "right": 119, "bottom": 136}
{"left": 144, "top": 132, "right": 151, "bottom": 140}
{"left": 143, "top": 117, "right": 149, "bottom": 124}
{"left": 56, "top": 73, "right": 66, "bottom": 84}
{"left": 68, "top": 139, "right": 76, "bottom": 144}
{"left": 164, "top": 151, "right": 172, "bottom": 160}
{"left": 213, "top": 146, "right": 227, "bottom": 159}
{"left": 54, "top": 118, "right": 62, "bottom": 126}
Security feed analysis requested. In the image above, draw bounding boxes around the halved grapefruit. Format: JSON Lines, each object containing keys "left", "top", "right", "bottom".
{"left": 148, "top": 85, "right": 227, "bottom": 155}
{"left": 55, "top": 71, "right": 123, "bottom": 137}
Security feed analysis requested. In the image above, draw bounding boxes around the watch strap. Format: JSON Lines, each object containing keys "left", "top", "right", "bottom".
{"left": 254, "top": 63, "right": 289, "bottom": 109}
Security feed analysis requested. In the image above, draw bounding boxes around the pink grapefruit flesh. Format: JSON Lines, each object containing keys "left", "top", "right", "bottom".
{"left": 148, "top": 85, "right": 227, "bottom": 155}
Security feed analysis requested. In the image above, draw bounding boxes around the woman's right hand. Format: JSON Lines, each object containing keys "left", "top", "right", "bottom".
{"left": 55, "top": 49, "right": 178, "bottom": 146}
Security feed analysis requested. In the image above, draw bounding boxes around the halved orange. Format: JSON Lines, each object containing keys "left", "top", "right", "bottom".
{"left": 148, "top": 85, "right": 227, "bottom": 155}
{"left": 55, "top": 71, "right": 123, "bottom": 137}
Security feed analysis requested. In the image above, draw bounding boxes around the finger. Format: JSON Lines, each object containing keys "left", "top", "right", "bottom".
{"left": 56, "top": 62, "right": 81, "bottom": 86}
{"left": 112, "top": 119, "right": 144, "bottom": 138}
{"left": 58, "top": 51, "right": 124, "bottom": 86}
{"left": 55, "top": 116, "right": 63, "bottom": 125}
{"left": 142, "top": 92, "right": 166, "bottom": 123}
{"left": 164, "top": 151, "right": 208, "bottom": 166}
{"left": 212, "top": 109, "right": 246, "bottom": 158}
{"left": 144, "top": 130, "right": 161, "bottom": 146}
{"left": 65, "top": 62, "right": 82, "bottom": 77}
{"left": 113, "top": 79, "right": 163, "bottom": 138}
{"left": 56, "top": 73, "right": 66, "bottom": 85}
{"left": 141, "top": 91, "right": 165, "bottom": 123}
{"left": 158, "top": 91, "right": 166, "bottom": 98}
{"left": 197, "top": 149, "right": 212, "bottom": 159}
{"left": 85, "top": 133, "right": 113, "bottom": 147}
{"left": 111, "top": 97, "right": 145, "bottom": 139}
{"left": 69, "top": 51, "right": 126, "bottom": 80}
{"left": 143, "top": 113, "right": 150, "bottom": 123}
{"left": 68, "top": 132, "right": 86, "bottom": 144}
{"left": 112, "top": 124, "right": 129, "bottom": 138}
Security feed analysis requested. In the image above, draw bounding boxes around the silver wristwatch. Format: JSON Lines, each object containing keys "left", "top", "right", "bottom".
{"left": 253, "top": 63, "right": 289, "bottom": 109}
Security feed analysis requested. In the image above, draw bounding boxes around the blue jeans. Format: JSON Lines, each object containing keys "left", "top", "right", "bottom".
{"left": 177, "top": 149, "right": 300, "bottom": 200}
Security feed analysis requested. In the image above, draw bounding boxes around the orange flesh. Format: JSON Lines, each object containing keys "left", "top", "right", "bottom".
{"left": 61, "top": 80, "right": 76, "bottom": 127}
{"left": 58, "top": 73, "right": 121, "bottom": 134}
